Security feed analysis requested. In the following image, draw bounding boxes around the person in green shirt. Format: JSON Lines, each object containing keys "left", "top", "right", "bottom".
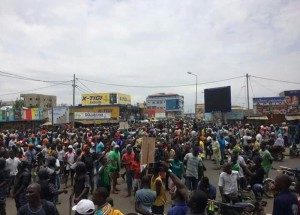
{"left": 97, "top": 154, "right": 111, "bottom": 194}
{"left": 108, "top": 145, "right": 121, "bottom": 194}
{"left": 169, "top": 154, "right": 184, "bottom": 179}
{"left": 259, "top": 142, "right": 273, "bottom": 177}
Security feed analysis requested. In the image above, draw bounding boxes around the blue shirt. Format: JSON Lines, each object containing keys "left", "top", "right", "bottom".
{"left": 96, "top": 142, "right": 104, "bottom": 154}
{"left": 168, "top": 201, "right": 188, "bottom": 215}
{"left": 218, "top": 139, "right": 225, "bottom": 151}
{"left": 273, "top": 189, "right": 298, "bottom": 215}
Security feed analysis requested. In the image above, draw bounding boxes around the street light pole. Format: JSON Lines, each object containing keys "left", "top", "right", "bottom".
{"left": 187, "top": 72, "right": 198, "bottom": 117}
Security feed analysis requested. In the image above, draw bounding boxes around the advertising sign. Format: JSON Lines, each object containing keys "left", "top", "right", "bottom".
{"left": 74, "top": 112, "right": 111, "bottom": 120}
{"left": 118, "top": 93, "right": 131, "bottom": 105}
{"left": 166, "top": 99, "right": 179, "bottom": 110}
{"left": 48, "top": 107, "right": 70, "bottom": 124}
{"left": 282, "top": 90, "right": 300, "bottom": 114}
{"left": 253, "top": 97, "right": 287, "bottom": 115}
{"left": 81, "top": 93, "right": 110, "bottom": 105}
{"left": 141, "top": 137, "right": 156, "bottom": 165}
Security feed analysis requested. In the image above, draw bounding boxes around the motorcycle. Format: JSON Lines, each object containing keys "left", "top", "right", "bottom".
{"left": 207, "top": 199, "right": 266, "bottom": 215}
{"left": 290, "top": 144, "right": 300, "bottom": 158}
{"left": 268, "top": 145, "right": 285, "bottom": 161}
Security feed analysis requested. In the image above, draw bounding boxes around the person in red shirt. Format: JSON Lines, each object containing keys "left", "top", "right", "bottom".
{"left": 122, "top": 145, "right": 135, "bottom": 197}
{"left": 131, "top": 150, "right": 141, "bottom": 195}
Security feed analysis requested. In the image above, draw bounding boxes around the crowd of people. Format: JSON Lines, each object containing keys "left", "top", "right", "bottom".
{"left": 0, "top": 119, "right": 299, "bottom": 215}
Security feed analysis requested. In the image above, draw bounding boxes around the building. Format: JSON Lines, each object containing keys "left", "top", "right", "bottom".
{"left": 20, "top": 94, "right": 57, "bottom": 109}
{"left": 146, "top": 93, "right": 184, "bottom": 118}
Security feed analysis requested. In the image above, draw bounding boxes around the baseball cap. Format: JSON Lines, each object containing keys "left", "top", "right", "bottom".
{"left": 68, "top": 145, "right": 73, "bottom": 149}
{"left": 72, "top": 199, "right": 95, "bottom": 215}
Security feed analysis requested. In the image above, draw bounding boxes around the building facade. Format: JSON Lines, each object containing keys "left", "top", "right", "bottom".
{"left": 20, "top": 94, "right": 57, "bottom": 109}
{"left": 146, "top": 93, "right": 184, "bottom": 118}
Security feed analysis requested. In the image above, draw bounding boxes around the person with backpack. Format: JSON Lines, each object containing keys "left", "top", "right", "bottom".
{"left": 17, "top": 183, "right": 58, "bottom": 215}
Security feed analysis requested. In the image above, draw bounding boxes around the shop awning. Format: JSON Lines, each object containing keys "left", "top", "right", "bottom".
{"left": 41, "top": 122, "right": 52, "bottom": 126}
{"left": 285, "top": 115, "right": 300, "bottom": 121}
{"left": 247, "top": 116, "right": 268, "bottom": 120}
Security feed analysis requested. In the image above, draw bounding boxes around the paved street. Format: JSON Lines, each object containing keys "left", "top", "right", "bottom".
{"left": 6, "top": 156, "right": 300, "bottom": 215}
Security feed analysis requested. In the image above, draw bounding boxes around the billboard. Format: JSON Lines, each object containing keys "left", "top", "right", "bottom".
{"left": 204, "top": 86, "right": 231, "bottom": 113}
{"left": 48, "top": 107, "right": 70, "bottom": 124}
{"left": 81, "top": 93, "right": 110, "bottom": 105}
{"left": 281, "top": 90, "right": 300, "bottom": 114}
{"left": 81, "top": 93, "right": 131, "bottom": 106}
{"left": 253, "top": 97, "right": 287, "bottom": 115}
{"left": 117, "top": 93, "right": 131, "bottom": 105}
{"left": 166, "top": 99, "right": 179, "bottom": 110}
{"left": 74, "top": 112, "right": 111, "bottom": 120}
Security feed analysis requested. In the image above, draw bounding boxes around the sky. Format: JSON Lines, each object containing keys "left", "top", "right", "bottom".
{"left": 0, "top": 0, "right": 299, "bottom": 112}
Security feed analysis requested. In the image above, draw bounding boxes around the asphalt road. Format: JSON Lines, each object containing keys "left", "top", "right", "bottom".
{"left": 6, "top": 156, "right": 300, "bottom": 215}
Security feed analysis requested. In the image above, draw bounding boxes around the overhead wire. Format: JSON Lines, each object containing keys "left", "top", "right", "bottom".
{"left": 249, "top": 77, "right": 256, "bottom": 98}
{"left": 0, "top": 82, "right": 71, "bottom": 96}
{"left": 77, "top": 75, "right": 244, "bottom": 89}
{"left": 251, "top": 75, "right": 300, "bottom": 85}
{"left": 250, "top": 78, "right": 278, "bottom": 95}
{"left": 76, "top": 78, "right": 95, "bottom": 93}
{"left": 0, "top": 70, "right": 72, "bottom": 84}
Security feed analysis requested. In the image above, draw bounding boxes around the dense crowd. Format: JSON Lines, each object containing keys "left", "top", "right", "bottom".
{"left": 0, "top": 119, "right": 299, "bottom": 215}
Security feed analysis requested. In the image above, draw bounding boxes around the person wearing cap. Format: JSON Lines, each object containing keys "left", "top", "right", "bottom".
{"left": 108, "top": 145, "right": 121, "bottom": 194}
{"left": 64, "top": 145, "right": 76, "bottom": 188}
{"left": 72, "top": 199, "right": 95, "bottom": 215}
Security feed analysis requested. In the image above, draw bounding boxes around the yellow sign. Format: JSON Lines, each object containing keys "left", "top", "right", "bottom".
{"left": 73, "top": 106, "right": 120, "bottom": 119}
{"left": 81, "top": 93, "right": 110, "bottom": 105}
{"left": 118, "top": 93, "right": 131, "bottom": 105}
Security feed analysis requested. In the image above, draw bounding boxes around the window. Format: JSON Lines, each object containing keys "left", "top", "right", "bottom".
{"left": 29, "top": 98, "right": 32, "bottom": 101}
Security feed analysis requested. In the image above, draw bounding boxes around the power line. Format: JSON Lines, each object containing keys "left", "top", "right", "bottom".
{"left": 252, "top": 75, "right": 300, "bottom": 85}
{"left": 76, "top": 78, "right": 95, "bottom": 93}
{"left": 251, "top": 78, "right": 278, "bottom": 95}
{"left": 75, "top": 85, "right": 89, "bottom": 94}
{"left": 0, "top": 70, "right": 72, "bottom": 84}
{"left": 249, "top": 77, "right": 256, "bottom": 98}
{"left": 77, "top": 76, "right": 244, "bottom": 89}
{"left": 0, "top": 82, "right": 71, "bottom": 96}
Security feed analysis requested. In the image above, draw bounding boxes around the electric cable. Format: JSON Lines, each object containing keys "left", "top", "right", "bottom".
{"left": 77, "top": 75, "right": 244, "bottom": 89}
{"left": 0, "top": 82, "right": 71, "bottom": 96}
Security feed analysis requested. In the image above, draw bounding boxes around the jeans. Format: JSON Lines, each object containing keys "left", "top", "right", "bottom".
{"left": 126, "top": 170, "right": 134, "bottom": 193}
{"left": 185, "top": 176, "right": 198, "bottom": 191}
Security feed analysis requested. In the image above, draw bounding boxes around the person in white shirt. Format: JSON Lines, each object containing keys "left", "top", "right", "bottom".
{"left": 218, "top": 163, "right": 239, "bottom": 203}
{"left": 64, "top": 145, "right": 76, "bottom": 188}
{"left": 6, "top": 151, "right": 21, "bottom": 195}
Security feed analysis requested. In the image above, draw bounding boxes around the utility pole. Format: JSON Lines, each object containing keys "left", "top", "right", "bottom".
{"left": 246, "top": 73, "right": 250, "bottom": 113}
{"left": 72, "top": 74, "right": 76, "bottom": 127}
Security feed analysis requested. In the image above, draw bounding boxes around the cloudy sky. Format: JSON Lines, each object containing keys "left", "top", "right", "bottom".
{"left": 0, "top": 0, "right": 299, "bottom": 112}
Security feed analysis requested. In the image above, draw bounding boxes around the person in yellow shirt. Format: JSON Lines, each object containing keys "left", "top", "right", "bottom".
{"left": 92, "top": 187, "right": 124, "bottom": 215}
{"left": 151, "top": 163, "right": 167, "bottom": 215}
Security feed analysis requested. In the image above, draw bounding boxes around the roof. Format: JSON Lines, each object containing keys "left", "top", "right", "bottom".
{"left": 247, "top": 116, "right": 268, "bottom": 120}
{"left": 285, "top": 115, "right": 300, "bottom": 121}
